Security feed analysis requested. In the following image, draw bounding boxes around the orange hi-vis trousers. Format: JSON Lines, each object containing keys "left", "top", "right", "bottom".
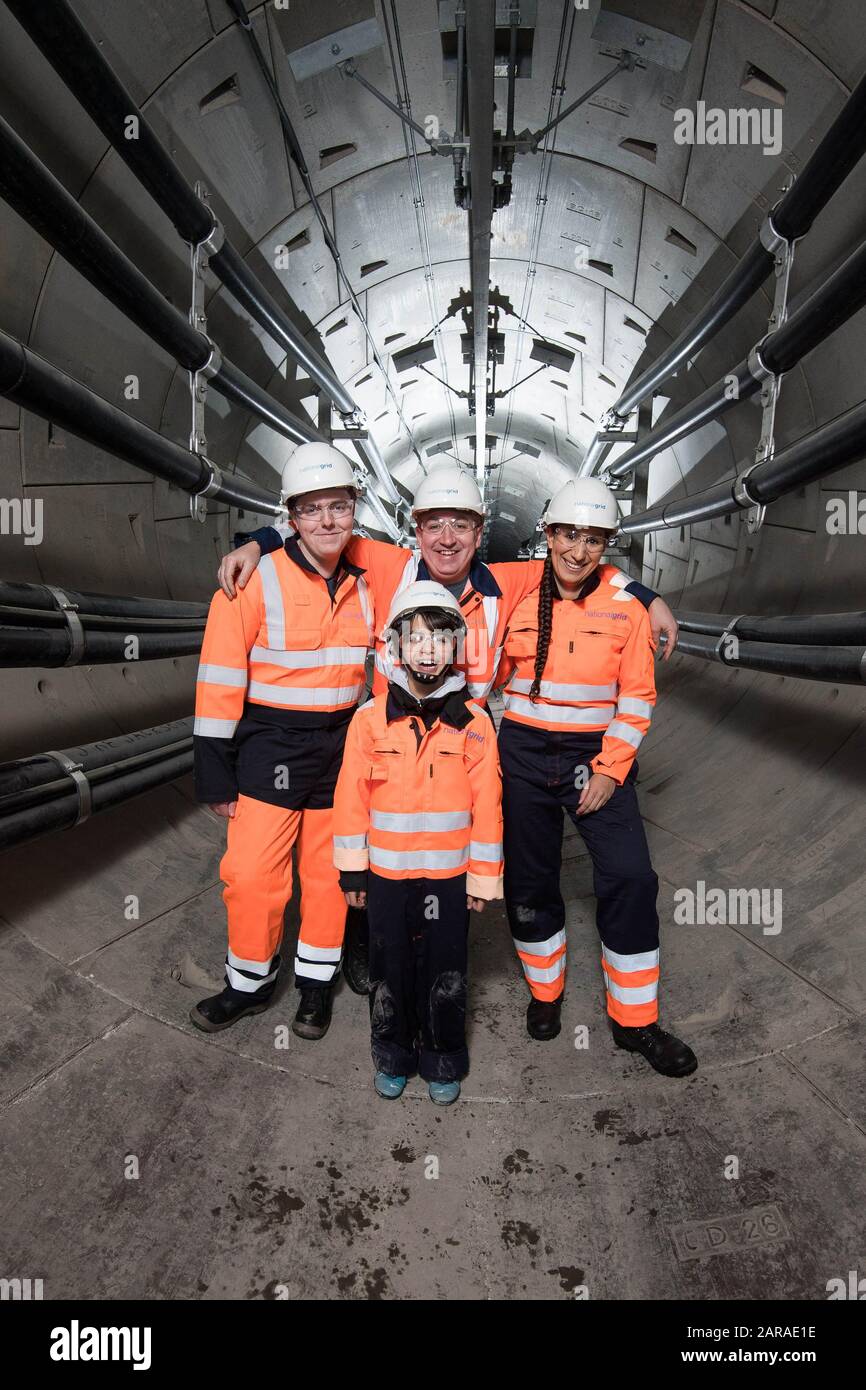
{"left": 220, "top": 796, "right": 346, "bottom": 995}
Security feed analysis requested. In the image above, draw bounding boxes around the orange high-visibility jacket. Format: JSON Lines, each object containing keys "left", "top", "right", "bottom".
{"left": 332, "top": 683, "right": 504, "bottom": 899}
{"left": 500, "top": 569, "right": 657, "bottom": 783}
{"left": 194, "top": 543, "right": 375, "bottom": 740}
{"left": 335, "top": 541, "right": 643, "bottom": 704}
{"left": 248, "top": 526, "right": 655, "bottom": 702}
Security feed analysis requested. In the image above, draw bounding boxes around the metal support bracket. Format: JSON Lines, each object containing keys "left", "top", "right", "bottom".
{"left": 44, "top": 584, "right": 85, "bottom": 666}
{"left": 43, "top": 749, "right": 92, "bottom": 825}
{"left": 734, "top": 199, "right": 798, "bottom": 534}
{"left": 190, "top": 456, "right": 223, "bottom": 524}
{"left": 188, "top": 183, "right": 226, "bottom": 518}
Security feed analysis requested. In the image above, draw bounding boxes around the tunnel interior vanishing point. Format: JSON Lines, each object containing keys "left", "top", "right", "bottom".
{"left": 1, "top": 0, "right": 865, "bottom": 1302}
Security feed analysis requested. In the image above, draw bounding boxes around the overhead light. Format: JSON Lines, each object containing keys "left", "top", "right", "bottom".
{"left": 530, "top": 339, "right": 575, "bottom": 373}
{"left": 392, "top": 339, "right": 437, "bottom": 373}
{"left": 513, "top": 441, "right": 541, "bottom": 458}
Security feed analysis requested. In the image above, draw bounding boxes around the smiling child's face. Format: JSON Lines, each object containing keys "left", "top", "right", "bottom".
{"left": 402, "top": 613, "right": 458, "bottom": 681}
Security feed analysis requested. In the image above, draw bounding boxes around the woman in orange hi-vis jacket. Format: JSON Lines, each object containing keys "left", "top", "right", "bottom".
{"left": 332, "top": 580, "right": 504, "bottom": 1106}
{"left": 498, "top": 478, "right": 697, "bottom": 1078}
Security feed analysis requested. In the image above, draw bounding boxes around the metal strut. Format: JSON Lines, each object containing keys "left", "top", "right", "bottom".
{"left": 188, "top": 183, "right": 225, "bottom": 521}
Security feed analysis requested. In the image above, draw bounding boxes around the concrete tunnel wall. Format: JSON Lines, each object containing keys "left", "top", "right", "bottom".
{"left": 0, "top": 0, "right": 865, "bottom": 1173}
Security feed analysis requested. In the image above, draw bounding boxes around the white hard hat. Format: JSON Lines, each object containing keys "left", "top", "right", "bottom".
{"left": 543, "top": 477, "right": 620, "bottom": 531}
{"left": 280, "top": 441, "right": 358, "bottom": 503}
{"left": 385, "top": 580, "right": 467, "bottom": 632}
{"left": 411, "top": 466, "right": 485, "bottom": 518}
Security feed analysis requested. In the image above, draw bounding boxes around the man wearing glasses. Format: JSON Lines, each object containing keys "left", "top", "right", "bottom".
{"left": 191, "top": 444, "right": 379, "bottom": 1041}
{"left": 216, "top": 459, "right": 679, "bottom": 997}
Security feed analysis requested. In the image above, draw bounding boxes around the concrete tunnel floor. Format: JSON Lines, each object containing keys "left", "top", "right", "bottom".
{"left": 1, "top": 691, "right": 865, "bottom": 1302}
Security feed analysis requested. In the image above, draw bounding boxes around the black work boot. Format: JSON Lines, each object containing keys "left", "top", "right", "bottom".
{"left": 342, "top": 908, "right": 370, "bottom": 996}
{"left": 292, "top": 986, "right": 334, "bottom": 1040}
{"left": 610, "top": 1020, "right": 697, "bottom": 1077}
{"left": 526, "top": 995, "right": 563, "bottom": 1041}
{"left": 190, "top": 988, "right": 271, "bottom": 1033}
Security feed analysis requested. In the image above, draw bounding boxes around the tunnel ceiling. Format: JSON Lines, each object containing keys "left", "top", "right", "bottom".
{"left": 1, "top": 0, "right": 863, "bottom": 565}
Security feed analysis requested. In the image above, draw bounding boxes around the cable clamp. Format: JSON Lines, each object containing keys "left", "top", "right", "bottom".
{"left": 715, "top": 614, "right": 745, "bottom": 662}
{"left": 190, "top": 456, "right": 223, "bottom": 523}
{"left": 42, "top": 749, "right": 92, "bottom": 825}
{"left": 43, "top": 585, "right": 85, "bottom": 666}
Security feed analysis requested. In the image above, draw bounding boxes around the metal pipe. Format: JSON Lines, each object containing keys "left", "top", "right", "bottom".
{"left": 582, "top": 70, "right": 866, "bottom": 453}
{"left": 608, "top": 239, "right": 866, "bottom": 480}
{"left": 672, "top": 631, "right": 866, "bottom": 685}
{"left": 0, "top": 328, "right": 284, "bottom": 515}
{"left": 465, "top": 0, "right": 497, "bottom": 489}
{"left": 676, "top": 610, "right": 866, "bottom": 645}
{"left": 620, "top": 398, "right": 866, "bottom": 534}
{"left": 2, "top": 0, "right": 356, "bottom": 417}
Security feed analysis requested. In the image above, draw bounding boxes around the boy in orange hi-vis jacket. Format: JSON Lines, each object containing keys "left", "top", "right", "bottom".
{"left": 332, "top": 581, "right": 503, "bottom": 1106}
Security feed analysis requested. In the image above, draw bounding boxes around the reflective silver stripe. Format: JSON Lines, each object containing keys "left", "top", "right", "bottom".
{"left": 334, "top": 833, "right": 367, "bottom": 850}
{"left": 617, "top": 696, "right": 654, "bottom": 720}
{"left": 508, "top": 677, "right": 617, "bottom": 701}
{"left": 227, "top": 948, "right": 274, "bottom": 976}
{"left": 248, "top": 680, "right": 363, "bottom": 706}
{"left": 607, "top": 719, "right": 644, "bottom": 748}
{"left": 259, "top": 553, "right": 286, "bottom": 647}
{"left": 194, "top": 716, "right": 238, "bottom": 738}
{"left": 356, "top": 574, "right": 374, "bottom": 640}
{"left": 370, "top": 809, "right": 471, "bottom": 833}
{"left": 469, "top": 840, "right": 502, "bottom": 862}
{"left": 523, "top": 956, "right": 566, "bottom": 985}
{"left": 226, "top": 960, "right": 278, "bottom": 993}
{"left": 296, "top": 941, "right": 342, "bottom": 962}
{"left": 294, "top": 957, "right": 339, "bottom": 982}
{"left": 481, "top": 594, "right": 499, "bottom": 646}
{"left": 197, "top": 663, "right": 247, "bottom": 687}
{"left": 607, "top": 568, "right": 628, "bottom": 588}
{"left": 602, "top": 946, "right": 659, "bottom": 974}
{"left": 602, "top": 971, "right": 658, "bottom": 1006}
{"left": 251, "top": 645, "right": 368, "bottom": 669}
{"left": 513, "top": 928, "right": 566, "bottom": 958}
{"left": 369, "top": 846, "right": 469, "bottom": 871}
{"left": 503, "top": 693, "right": 614, "bottom": 726}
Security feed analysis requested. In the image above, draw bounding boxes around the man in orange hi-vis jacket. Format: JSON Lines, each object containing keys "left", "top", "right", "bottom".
{"left": 191, "top": 443, "right": 388, "bottom": 1042}
{"left": 332, "top": 581, "right": 503, "bottom": 1106}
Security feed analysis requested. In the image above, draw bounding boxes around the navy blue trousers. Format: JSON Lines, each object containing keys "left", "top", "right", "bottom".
{"left": 366, "top": 872, "right": 470, "bottom": 1083}
{"left": 498, "top": 720, "right": 659, "bottom": 1016}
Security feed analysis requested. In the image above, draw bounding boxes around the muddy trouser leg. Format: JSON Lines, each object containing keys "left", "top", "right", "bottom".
{"left": 499, "top": 722, "right": 567, "bottom": 1002}
{"left": 564, "top": 764, "right": 660, "bottom": 1026}
{"left": 415, "top": 875, "right": 470, "bottom": 1084}
{"left": 366, "top": 873, "right": 419, "bottom": 1078}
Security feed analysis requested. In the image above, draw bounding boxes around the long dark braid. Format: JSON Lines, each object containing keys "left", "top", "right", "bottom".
{"left": 529, "top": 552, "right": 555, "bottom": 702}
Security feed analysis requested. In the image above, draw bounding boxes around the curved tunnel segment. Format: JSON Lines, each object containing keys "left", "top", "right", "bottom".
{"left": 0, "top": 0, "right": 865, "bottom": 1316}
